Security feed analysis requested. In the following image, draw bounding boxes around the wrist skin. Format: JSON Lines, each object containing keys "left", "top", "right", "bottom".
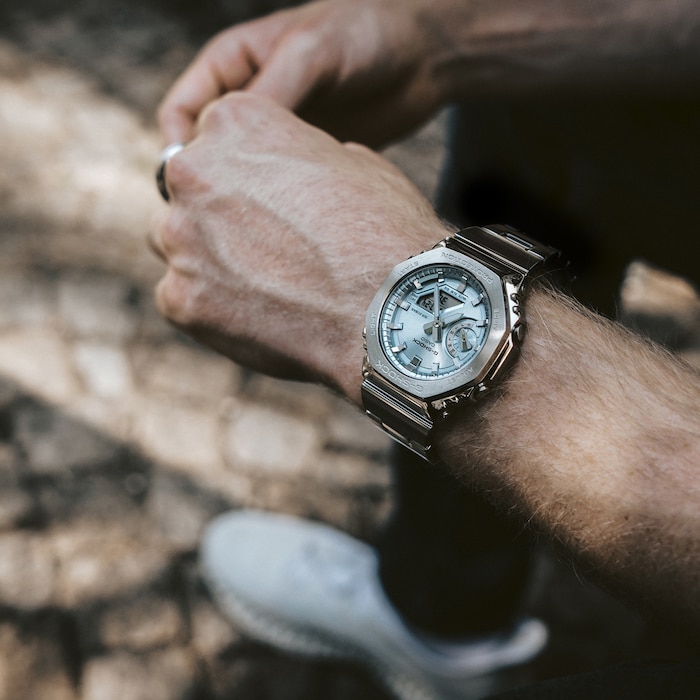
{"left": 428, "top": 285, "right": 700, "bottom": 641}
{"left": 414, "top": 0, "right": 700, "bottom": 101}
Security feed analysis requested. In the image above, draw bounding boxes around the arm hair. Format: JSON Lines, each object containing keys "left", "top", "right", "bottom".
{"left": 437, "top": 286, "right": 700, "bottom": 640}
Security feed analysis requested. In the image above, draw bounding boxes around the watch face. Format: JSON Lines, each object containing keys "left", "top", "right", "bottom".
{"left": 379, "top": 265, "right": 491, "bottom": 380}
{"left": 365, "top": 246, "right": 510, "bottom": 399}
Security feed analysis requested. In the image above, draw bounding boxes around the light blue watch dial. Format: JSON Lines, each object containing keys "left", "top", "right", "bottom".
{"left": 379, "top": 264, "right": 491, "bottom": 380}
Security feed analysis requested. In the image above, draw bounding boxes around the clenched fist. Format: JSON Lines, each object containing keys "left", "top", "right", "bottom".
{"left": 151, "top": 93, "right": 447, "bottom": 403}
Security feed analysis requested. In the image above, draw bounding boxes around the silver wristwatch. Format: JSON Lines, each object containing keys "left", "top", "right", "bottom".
{"left": 362, "top": 224, "right": 562, "bottom": 460}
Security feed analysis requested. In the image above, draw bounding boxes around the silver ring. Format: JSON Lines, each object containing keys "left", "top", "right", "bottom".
{"left": 156, "top": 142, "right": 187, "bottom": 202}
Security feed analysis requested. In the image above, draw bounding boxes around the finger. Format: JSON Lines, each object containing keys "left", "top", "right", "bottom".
{"left": 246, "top": 29, "right": 335, "bottom": 110}
{"left": 147, "top": 211, "right": 169, "bottom": 262}
{"left": 158, "top": 34, "right": 259, "bottom": 143}
{"left": 154, "top": 269, "right": 185, "bottom": 324}
{"left": 147, "top": 231, "right": 166, "bottom": 262}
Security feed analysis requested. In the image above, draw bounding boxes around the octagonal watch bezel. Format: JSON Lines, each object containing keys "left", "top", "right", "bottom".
{"left": 365, "top": 246, "right": 510, "bottom": 400}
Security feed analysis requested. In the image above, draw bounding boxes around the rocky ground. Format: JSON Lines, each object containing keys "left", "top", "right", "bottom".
{"left": 0, "top": 1, "right": 698, "bottom": 699}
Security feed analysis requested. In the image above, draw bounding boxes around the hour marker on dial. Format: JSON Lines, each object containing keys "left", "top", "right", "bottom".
{"left": 391, "top": 342, "right": 407, "bottom": 353}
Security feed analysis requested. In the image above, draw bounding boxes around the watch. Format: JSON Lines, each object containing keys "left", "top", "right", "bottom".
{"left": 361, "top": 224, "right": 562, "bottom": 460}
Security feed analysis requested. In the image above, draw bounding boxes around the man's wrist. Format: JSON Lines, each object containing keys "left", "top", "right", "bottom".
{"left": 323, "top": 223, "right": 457, "bottom": 407}
{"left": 432, "top": 284, "right": 566, "bottom": 478}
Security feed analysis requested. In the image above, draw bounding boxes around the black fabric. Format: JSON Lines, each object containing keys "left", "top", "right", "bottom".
{"left": 436, "top": 97, "right": 700, "bottom": 313}
{"left": 488, "top": 659, "right": 700, "bottom": 699}
{"left": 377, "top": 444, "right": 532, "bottom": 638}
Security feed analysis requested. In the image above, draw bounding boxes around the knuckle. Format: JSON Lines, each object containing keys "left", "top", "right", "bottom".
{"left": 158, "top": 210, "right": 200, "bottom": 263}
{"left": 158, "top": 212, "right": 185, "bottom": 254}
{"left": 155, "top": 271, "right": 194, "bottom": 325}
{"left": 344, "top": 141, "right": 373, "bottom": 157}
{"left": 200, "top": 91, "right": 261, "bottom": 131}
{"left": 164, "top": 151, "right": 197, "bottom": 195}
{"left": 156, "top": 97, "right": 176, "bottom": 127}
{"left": 155, "top": 101, "right": 168, "bottom": 129}
{"left": 207, "top": 26, "right": 241, "bottom": 57}
{"left": 283, "top": 25, "right": 322, "bottom": 58}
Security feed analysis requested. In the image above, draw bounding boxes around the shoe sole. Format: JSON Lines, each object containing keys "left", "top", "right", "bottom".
{"left": 202, "top": 556, "right": 439, "bottom": 700}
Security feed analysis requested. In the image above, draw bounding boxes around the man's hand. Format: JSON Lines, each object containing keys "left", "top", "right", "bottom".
{"left": 151, "top": 92, "right": 447, "bottom": 402}
{"left": 157, "top": 0, "right": 700, "bottom": 149}
{"left": 157, "top": 0, "right": 448, "bottom": 147}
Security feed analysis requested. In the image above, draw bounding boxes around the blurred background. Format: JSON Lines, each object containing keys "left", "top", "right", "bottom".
{"left": 0, "top": 1, "right": 697, "bottom": 699}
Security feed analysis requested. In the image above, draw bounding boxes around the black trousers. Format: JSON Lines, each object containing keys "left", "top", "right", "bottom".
{"left": 491, "top": 659, "right": 700, "bottom": 699}
{"left": 377, "top": 444, "right": 531, "bottom": 638}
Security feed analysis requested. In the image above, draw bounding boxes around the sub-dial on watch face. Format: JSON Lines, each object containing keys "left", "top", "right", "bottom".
{"left": 380, "top": 265, "right": 491, "bottom": 380}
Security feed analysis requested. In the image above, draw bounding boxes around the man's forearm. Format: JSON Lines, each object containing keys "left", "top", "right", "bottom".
{"left": 153, "top": 91, "right": 700, "bottom": 636}
{"left": 436, "top": 286, "right": 700, "bottom": 637}
{"left": 420, "top": 0, "right": 700, "bottom": 98}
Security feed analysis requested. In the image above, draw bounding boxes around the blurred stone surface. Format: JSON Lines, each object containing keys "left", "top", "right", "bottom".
{"left": 0, "top": 476, "right": 34, "bottom": 529}
{"left": 190, "top": 598, "right": 241, "bottom": 658}
{"left": 146, "top": 470, "right": 223, "bottom": 550}
{"left": 0, "top": 329, "right": 79, "bottom": 404}
{"left": 131, "top": 342, "right": 241, "bottom": 404}
{"left": 620, "top": 260, "right": 700, "bottom": 362}
{"left": 133, "top": 397, "right": 223, "bottom": 469}
{"left": 51, "top": 522, "right": 172, "bottom": 607}
{"left": 98, "top": 594, "right": 186, "bottom": 650}
{"left": 0, "top": 272, "right": 55, "bottom": 329}
{"left": 81, "top": 648, "right": 197, "bottom": 700}
{"left": 0, "top": 621, "right": 78, "bottom": 700}
{"left": 224, "top": 402, "right": 322, "bottom": 474}
{"left": 58, "top": 275, "right": 141, "bottom": 341}
{"left": 0, "top": 532, "right": 55, "bottom": 607}
{"left": 15, "top": 403, "right": 116, "bottom": 474}
{"left": 73, "top": 342, "right": 133, "bottom": 400}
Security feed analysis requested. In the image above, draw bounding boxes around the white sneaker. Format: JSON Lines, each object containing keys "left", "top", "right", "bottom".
{"left": 201, "top": 510, "right": 547, "bottom": 700}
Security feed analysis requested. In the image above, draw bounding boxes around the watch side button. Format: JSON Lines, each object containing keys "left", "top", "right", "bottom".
{"left": 513, "top": 323, "right": 526, "bottom": 344}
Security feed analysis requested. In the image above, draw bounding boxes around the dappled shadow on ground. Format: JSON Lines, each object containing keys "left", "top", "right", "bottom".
{"left": 0, "top": 375, "right": 393, "bottom": 699}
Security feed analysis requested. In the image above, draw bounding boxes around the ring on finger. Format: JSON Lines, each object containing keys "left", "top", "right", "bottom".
{"left": 156, "top": 142, "right": 187, "bottom": 202}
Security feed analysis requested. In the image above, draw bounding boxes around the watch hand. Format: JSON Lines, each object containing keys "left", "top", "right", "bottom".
{"left": 432, "top": 282, "right": 442, "bottom": 342}
{"left": 423, "top": 309, "right": 476, "bottom": 334}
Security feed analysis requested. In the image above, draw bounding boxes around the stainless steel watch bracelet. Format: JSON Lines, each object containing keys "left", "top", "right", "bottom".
{"left": 361, "top": 225, "right": 562, "bottom": 460}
